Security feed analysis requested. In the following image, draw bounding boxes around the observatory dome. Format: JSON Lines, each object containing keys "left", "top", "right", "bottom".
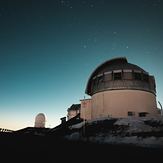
{"left": 86, "top": 57, "right": 156, "bottom": 96}
{"left": 34, "top": 113, "right": 46, "bottom": 128}
{"left": 80, "top": 57, "right": 159, "bottom": 120}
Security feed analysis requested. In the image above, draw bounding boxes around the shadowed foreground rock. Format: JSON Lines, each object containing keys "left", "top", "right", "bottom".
{"left": 1, "top": 117, "right": 163, "bottom": 162}
{"left": 0, "top": 133, "right": 162, "bottom": 162}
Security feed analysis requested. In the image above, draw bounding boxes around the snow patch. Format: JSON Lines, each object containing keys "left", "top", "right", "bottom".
{"left": 115, "top": 117, "right": 154, "bottom": 133}
{"left": 69, "top": 121, "right": 85, "bottom": 129}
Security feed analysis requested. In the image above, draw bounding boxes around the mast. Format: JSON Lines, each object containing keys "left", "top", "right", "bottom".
{"left": 158, "top": 101, "right": 163, "bottom": 116}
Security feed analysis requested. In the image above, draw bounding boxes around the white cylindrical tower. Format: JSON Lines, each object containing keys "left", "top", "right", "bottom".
{"left": 34, "top": 113, "right": 46, "bottom": 128}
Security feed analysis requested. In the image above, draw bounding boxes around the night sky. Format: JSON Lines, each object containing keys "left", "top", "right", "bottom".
{"left": 0, "top": 0, "right": 163, "bottom": 130}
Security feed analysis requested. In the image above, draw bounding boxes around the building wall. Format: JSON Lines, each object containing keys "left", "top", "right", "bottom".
{"left": 91, "top": 90, "right": 158, "bottom": 119}
{"left": 67, "top": 110, "right": 80, "bottom": 120}
{"left": 80, "top": 99, "right": 92, "bottom": 120}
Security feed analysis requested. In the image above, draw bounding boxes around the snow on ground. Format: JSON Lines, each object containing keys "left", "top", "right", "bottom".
{"left": 114, "top": 117, "right": 152, "bottom": 133}
{"left": 115, "top": 117, "right": 163, "bottom": 133}
{"left": 88, "top": 135, "right": 163, "bottom": 148}
{"left": 66, "top": 116, "right": 163, "bottom": 147}
{"left": 69, "top": 121, "right": 86, "bottom": 129}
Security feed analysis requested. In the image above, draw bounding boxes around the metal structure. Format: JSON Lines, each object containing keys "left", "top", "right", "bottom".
{"left": 0, "top": 128, "right": 13, "bottom": 133}
{"left": 158, "top": 101, "right": 163, "bottom": 116}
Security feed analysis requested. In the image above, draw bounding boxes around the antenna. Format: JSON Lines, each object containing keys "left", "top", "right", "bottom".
{"left": 158, "top": 101, "right": 163, "bottom": 116}
{"left": 83, "top": 95, "right": 86, "bottom": 136}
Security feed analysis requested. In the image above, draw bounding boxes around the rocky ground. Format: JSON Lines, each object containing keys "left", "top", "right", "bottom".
{"left": 0, "top": 133, "right": 162, "bottom": 162}
{"left": 64, "top": 117, "right": 163, "bottom": 147}
{"left": 0, "top": 117, "right": 163, "bottom": 162}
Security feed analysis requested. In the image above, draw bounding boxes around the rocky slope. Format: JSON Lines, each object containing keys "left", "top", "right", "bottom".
{"left": 63, "top": 117, "right": 163, "bottom": 147}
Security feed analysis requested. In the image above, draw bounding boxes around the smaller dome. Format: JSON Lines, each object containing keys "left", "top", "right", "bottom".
{"left": 34, "top": 113, "right": 46, "bottom": 128}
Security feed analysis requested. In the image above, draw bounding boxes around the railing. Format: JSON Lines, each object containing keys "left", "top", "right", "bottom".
{"left": 0, "top": 128, "right": 13, "bottom": 133}
{"left": 92, "top": 80, "right": 155, "bottom": 95}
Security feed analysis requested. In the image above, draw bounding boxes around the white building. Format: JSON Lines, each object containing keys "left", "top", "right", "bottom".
{"left": 80, "top": 57, "right": 160, "bottom": 120}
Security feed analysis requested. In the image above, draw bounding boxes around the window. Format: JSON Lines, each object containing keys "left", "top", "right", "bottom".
{"left": 139, "top": 112, "right": 148, "bottom": 117}
{"left": 114, "top": 72, "right": 122, "bottom": 80}
{"left": 97, "top": 75, "right": 104, "bottom": 89}
{"left": 104, "top": 71, "right": 112, "bottom": 81}
{"left": 134, "top": 72, "right": 142, "bottom": 80}
{"left": 128, "top": 111, "right": 135, "bottom": 116}
{"left": 93, "top": 77, "right": 98, "bottom": 90}
{"left": 123, "top": 70, "right": 132, "bottom": 80}
{"left": 143, "top": 74, "right": 149, "bottom": 82}
{"left": 98, "top": 75, "right": 104, "bottom": 83}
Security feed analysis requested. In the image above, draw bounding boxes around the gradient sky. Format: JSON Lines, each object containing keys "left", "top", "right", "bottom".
{"left": 0, "top": 0, "right": 163, "bottom": 130}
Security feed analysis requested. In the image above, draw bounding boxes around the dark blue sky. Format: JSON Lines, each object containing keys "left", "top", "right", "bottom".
{"left": 0, "top": 0, "right": 163, "bottom": 129}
